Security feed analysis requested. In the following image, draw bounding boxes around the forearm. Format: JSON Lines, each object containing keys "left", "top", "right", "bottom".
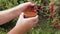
{"left": 7, "top": 26, "right": 27, "bottom": 34}
{"left": 0, "top": 11, "right": 19, "bottom": 25}
{"left": 7, "top": 21, "right": 34, "bottom": 34}
{"left": 0, "top": 5, "right": 22, "bottom": 25}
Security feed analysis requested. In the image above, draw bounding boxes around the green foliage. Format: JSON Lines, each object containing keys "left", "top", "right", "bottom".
{"left": 0, "top": 0, "right": 60, "bottom": 34}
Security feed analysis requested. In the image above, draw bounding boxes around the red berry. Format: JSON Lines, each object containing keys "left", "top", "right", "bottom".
{"left": 53, "top": 9, "right": 56, "bottom": 13}
{"left": 54, "top": 20, "right": 59, "bottom": 27}
{"left": 54, "top": 21, "right": 58, "bottom": 25}
{"left": 33, "top": 6, "right": 38, "bottom": 12}
{"left": 56, "top": 26, "right": 60, "bottom": 30}
{"left": 49, "top": 2, "right": 55, "bottom": 12}
{"left": 49, "top": 14, "right": 56, "bottom": 19}
{"left": 49, "top": 8, "right": 54, "bottom": 12}
{"left": 54, "top": 20, "right": 60, "bottom": 30}
{"left": 37, "top": 5, "right": 46, "bottom": 10}
{"left": 50, "top": 2, "right": 55, "bottom": 7}
{"left": 41, "top": 6, "right": 46, "bottom": 10}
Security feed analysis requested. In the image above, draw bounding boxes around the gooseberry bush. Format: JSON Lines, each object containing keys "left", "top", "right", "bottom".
{"left": 0, "top": 0, "right": 60, "bottom": 34}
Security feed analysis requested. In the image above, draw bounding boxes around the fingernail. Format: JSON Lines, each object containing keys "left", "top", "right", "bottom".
{"left": 31, "top": 4, "right": 35, "bottom": 6}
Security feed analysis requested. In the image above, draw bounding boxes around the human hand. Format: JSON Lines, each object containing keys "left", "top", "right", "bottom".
{"left": 16, "top": 2, "right": 35, "bottom": 12}
{"left": 15, "top": 12, "right": 38, "bottom": 29}
{"left": 8, "top": 13, "right": 38, "bottom": 34}
{"left": 14, "top": 2, "right": 35, "bottom": 16}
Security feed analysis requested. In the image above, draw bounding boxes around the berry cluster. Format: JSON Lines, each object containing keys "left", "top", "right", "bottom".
{"left": 36, "top": 1, "right": 60, "bottom": 30}
{"left": 49, "top": 2, "right": 56, "bottom": 19}
{"left": 48, "top": 2, "right": 60, "bottom": 30}
{"left": 37, "top": 5, "right": 46, "bottom": 10}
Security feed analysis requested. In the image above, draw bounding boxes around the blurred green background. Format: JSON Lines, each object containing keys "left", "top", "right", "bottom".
{"left": 0, "top": 0, "right": 60, "bottom": 34}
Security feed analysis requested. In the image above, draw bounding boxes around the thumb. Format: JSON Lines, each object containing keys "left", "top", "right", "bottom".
{"left": 19, "top": 12, "right": 24, "bottom": 20}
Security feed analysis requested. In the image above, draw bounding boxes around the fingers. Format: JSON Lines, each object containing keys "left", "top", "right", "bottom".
{"left": 17, "top": 2, "right": 35, "bottom": 12}
{"left": 21, "top": 2, "right": 34, "bottom": 6}
{"left": 19, "top": 2, "right": 35, "bottom": 8}
{"left": 25, "top": 15, "right": 38, "bottom": 23}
